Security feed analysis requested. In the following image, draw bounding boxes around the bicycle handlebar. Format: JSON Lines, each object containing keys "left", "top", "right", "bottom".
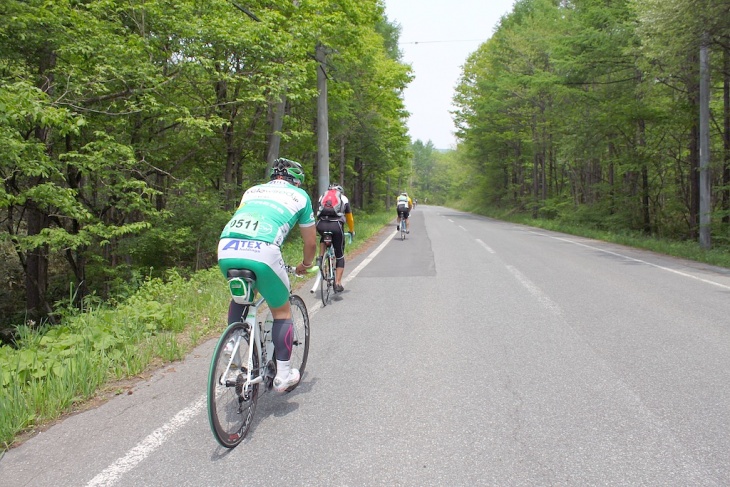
{"left": 285, "top": 265, "right": 320, "bottom": 277}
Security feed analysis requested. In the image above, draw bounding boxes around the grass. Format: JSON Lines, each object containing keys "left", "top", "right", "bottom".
{"left": 0, "top": 210, "right": 394, "bottom": 453}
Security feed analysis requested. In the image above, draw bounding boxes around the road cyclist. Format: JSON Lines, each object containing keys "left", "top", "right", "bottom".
{"left": 396, "top": 191, "right": 413, "bottom": 234}
{"left": 314, "top": 229, "right": 349, "bottom": 306}
{"left": 315, "top": 183, "right": 355, "bottom": 293}
{"left": 216, "top": 157, "right": 317, "bottom": 394}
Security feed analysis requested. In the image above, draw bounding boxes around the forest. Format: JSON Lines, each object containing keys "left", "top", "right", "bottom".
{"left": 4, "top": 0, "right": 730, "bottom": 336}
{"left": 0, "top": 0, "right": 413, "bottom": 333}
{"left": 442, "top": 0, "right": 730, "bottom": 248}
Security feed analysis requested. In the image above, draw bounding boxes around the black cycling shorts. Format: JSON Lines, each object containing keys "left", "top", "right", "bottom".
{"left": 316, "top": 219, "right": 346, "bottom": 267}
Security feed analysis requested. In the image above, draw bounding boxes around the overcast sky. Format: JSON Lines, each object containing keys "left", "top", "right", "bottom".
{"left": 383, "top": 0, "right": 515, "bottom": 149}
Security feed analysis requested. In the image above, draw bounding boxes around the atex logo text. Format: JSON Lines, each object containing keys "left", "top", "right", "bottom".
{"left": 221, "top": 240, "right": 262, "bottom": 251}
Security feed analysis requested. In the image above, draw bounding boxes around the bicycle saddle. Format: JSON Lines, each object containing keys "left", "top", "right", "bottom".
{"left": 227, "top": 269, "right": 257, "bottom": 280}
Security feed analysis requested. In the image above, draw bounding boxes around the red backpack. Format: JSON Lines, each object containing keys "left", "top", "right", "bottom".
{"left": 318, "top": 188, "right": 344, "bottom": 219}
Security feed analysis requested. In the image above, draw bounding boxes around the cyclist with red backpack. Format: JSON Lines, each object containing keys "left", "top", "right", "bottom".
{"left": 315, "top": 184, "right": 355, "bottom": 293}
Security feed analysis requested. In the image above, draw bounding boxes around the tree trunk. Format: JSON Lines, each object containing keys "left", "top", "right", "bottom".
{"left": 354, "top": 156, "right": 364, "bottom": 208}
{"left": 266, "top": 92, "right": 286, "bottom": 178}
{"left": 608, "top": 140, "right": 616, "bottom": 215}
{"left": 25, "top": 205, "right": 49, "bottom": 321}
{"left": 339, "top": 136, "right": 346, "bottom": 188}
{"left": 687, "top": 52, "right": 700, "bottom": 239}
{"left": 638, "top": 119, "right": 651, "bottom": 234}
{"left": 722, "top": 47, "right": 730, "bottom": 224}
{"left": 699, "top": 38, "right": 711, "bottom": 249}
{"left": 24, "top": 47, "right": 57, "bottom": 321}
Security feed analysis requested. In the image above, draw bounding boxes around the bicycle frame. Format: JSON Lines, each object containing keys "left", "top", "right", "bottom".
{"left": 310, "top": 230, "right": 351, "bottom": 294}
{"left": 223, "top": 296, "right": 274, "bottom": 392}
{"left": 323, "top": 240, "right": 336, "bottom": 281}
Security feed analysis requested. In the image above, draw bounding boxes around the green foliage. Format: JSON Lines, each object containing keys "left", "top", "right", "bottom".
{"left": 120, "top": 184, "right": 229, "bottom": 273}
{"left": 450, "top": 0, "right": 730, "bottom": 247}
{"left": 0, "top": 0, "right": 411, "bottom": 328}
{"left": 0, "top": 267, "right": 228, "bottom": 450}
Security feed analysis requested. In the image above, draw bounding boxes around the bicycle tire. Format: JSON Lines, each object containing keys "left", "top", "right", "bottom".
{"left": 286, "top": 295, "right": 310, "bottom": 392}
{"left": 401, "top": 220, "right": 406, "bottom": 240}
{"left": 207, "top": 322, "right": 259, "bottom": 448}
{"left": 320, "top": 251, "right": 333, "bottom": 306}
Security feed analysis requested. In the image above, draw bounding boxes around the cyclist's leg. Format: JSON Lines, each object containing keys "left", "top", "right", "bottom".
{"left": 219, "top": 240, "right": 291, "bottom": 309}
{"left": 219, "top": 238, "right": 286, "bottom": 324}
{"left": 332, "top": 222, "right": 346, "bottom": 289}
{"left": 396, "top": 207, "right": 401, "bottom": 229}
{"left": 240, "top": 247, "right": 299, "bottom": 390}
{"left": 266, "top": 299, "right": 300, "bottom": 392}
{"left": 227, "top": 301, "right": 247, "bottom": 325}
{"left": 219, "top": 239, "right": 297, "bottom": 390}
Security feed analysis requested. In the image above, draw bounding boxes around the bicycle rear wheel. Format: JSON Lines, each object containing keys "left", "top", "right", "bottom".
{"left": 207, "top": 322, "right": 259, "bottom": 448}
{"left": 287, "top": 295, "right": 310, "bottom": 392}
{"left": 320, "top": 252, "right": 333, "bottom": 306}
{"left": 401, "top": 220, "right": 406, "bottom": 240}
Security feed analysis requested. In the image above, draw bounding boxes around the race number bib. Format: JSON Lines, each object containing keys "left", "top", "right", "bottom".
{"left": 225, "top": 213, "right": 273, "bottom": 239}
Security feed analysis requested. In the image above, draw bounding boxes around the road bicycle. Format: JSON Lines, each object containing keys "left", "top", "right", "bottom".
{"left": 207, "top": 264, "right": 315, "bottom": 448}
{"left": 398, "top": 213, "right": 407, "bottom": 240}
{"left": 319, "top": 232, "right": 336, "bottom": 306}
{"left": 310, "top": 231, "right": 352, "bottom": 306}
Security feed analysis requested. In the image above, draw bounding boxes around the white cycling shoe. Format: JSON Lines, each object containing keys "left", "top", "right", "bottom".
{"left": 273, "top": 369, "right": 300, "bottom": 392}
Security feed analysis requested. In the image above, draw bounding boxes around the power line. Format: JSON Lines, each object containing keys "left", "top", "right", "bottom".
{"left": 400, "top": 39, "right": 485, "bottom": 45}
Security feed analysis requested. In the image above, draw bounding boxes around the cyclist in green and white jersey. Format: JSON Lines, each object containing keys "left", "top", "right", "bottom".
{"left": 218, "top": 158, "right": 317, "bottom": 392}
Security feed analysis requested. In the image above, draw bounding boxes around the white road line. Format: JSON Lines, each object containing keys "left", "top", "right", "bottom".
{"left": 530, "top": 231, "right": 730, "bottom": 291}
{"left": 458, "top": 225, "right": 467, "bottom": 231}
{"left": 85, "top": 395, "right": 206, "bottom": 487}
{"left": 506, "top": 265, "right": 562, "bottom": 315}
{"left": 476, "top": 239, "right": 495, "bottom": 254}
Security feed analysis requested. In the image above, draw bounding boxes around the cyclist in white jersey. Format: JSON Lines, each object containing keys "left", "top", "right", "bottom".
{"left": 218, "top": 158, "right": 317, "bottom": 392}
{"left": 396, "top": 191, "right": 413, "bottom": 233}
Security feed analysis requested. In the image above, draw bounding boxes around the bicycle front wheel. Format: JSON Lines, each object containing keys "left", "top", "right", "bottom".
{"left": 287, "top": 295, "right": 310, "bottom": 392}
{"left": 207, "top": 322, "right": 259, "bottom": 448}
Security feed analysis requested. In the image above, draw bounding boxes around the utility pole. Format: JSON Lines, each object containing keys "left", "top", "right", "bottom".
{"left": 265, "top": 92, "right": 286, "bottom": 177}
{"left": 315, "top": 43, "right": 330, "bottom": 198}
{"left": 699, "top": 33, "right": 711, "bottom": 250}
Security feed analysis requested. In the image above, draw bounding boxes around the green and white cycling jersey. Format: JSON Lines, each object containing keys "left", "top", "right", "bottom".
{"left": 220, "top": 180, "right": 315, "bottom": 246}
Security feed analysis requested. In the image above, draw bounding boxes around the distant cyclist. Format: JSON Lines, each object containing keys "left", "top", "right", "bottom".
{"left": 217, "top": 158, "right": 317, "bottom": 392}
{"left": 316, "top": 183, "right": 355, "bottom": 293}
{"left": 396, "top": 191, "right": 413, "bottom": 233}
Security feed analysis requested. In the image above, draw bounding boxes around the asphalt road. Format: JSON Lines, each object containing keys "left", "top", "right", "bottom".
{"left": 2, "top": 205, "right": 730, "bottom": 486}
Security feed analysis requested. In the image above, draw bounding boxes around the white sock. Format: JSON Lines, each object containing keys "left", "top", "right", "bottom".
{"left": 276, "top": 360, "right": 291, "bottom": 378}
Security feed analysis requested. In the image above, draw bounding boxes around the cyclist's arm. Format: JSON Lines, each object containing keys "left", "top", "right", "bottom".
{"left": 297, "top": 224, "right": 317, "bottom": 274}
{"left": 345, "top": 212, "right": 355, "bottom": 234}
